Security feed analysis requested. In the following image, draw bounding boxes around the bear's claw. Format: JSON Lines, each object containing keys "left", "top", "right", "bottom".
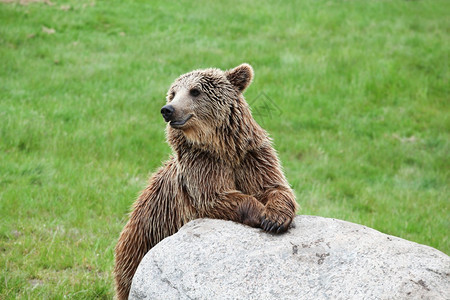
{"left": 260, "top": 205, "right": 293, "bottom": 234}
{"left": 276, "top": 224, "right": 287, "bottom": 234}
{"left": 260, "top": 215, "right": 290, "bottom": 234}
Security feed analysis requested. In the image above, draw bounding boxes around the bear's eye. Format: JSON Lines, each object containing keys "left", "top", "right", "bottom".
{"left": 169, "top": 91, "right": 175, "bottom": 100}
{"left": 189, "top": 88, "right": 200, "bottom": 97}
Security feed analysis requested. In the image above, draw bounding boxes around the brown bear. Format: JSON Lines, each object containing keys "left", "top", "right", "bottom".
{"left": 114, "top": 63, "right": 298, "bottom": 299}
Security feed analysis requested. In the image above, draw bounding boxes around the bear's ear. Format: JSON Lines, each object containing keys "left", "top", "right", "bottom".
{"left": 225, "top": 63, "right": 254, "bottom": 93}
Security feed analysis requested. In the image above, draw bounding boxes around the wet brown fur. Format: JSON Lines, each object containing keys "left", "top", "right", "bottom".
{"left": 114, "top": 64, "right": 298, "bottom": 299}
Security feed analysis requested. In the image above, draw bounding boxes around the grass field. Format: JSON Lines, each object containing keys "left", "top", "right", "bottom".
{"left": 1, "top": 0, "right": 449, "bottom": 298}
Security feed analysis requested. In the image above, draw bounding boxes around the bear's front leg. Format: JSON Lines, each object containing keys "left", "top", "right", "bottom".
{"left": 114, "top": 161, "right": 184, "bottom": 300}
{"left": 236, "top": 145, "right": 299, "bottom": 234}
{"left": 202, "top": 191, "right": 266, "bottom": 228}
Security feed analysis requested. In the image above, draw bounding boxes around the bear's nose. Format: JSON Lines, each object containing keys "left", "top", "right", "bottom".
{"left": 161, "top": 105, "right": 175, "bottom": 122}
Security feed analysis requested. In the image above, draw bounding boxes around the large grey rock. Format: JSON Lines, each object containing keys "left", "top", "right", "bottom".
{"left": 130, "top": 215, "right": 449, "bottom": 300}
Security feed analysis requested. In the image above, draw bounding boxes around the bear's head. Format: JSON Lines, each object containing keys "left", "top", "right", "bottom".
{"left": 162, "top": 64, "right": 263, "bottom": 155}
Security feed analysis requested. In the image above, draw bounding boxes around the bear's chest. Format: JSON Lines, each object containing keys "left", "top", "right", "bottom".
{"left": 176, "top": 154, "right": 235, "bottom": 199}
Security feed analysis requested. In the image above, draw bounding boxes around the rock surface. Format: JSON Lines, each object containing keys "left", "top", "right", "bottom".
{"left": 130, "top": 215, "right": 449, "bottom": 300}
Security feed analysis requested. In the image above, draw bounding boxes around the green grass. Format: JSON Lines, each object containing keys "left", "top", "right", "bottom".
{"left": 0, "top": 0, "right": 448, "bottom": 298}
